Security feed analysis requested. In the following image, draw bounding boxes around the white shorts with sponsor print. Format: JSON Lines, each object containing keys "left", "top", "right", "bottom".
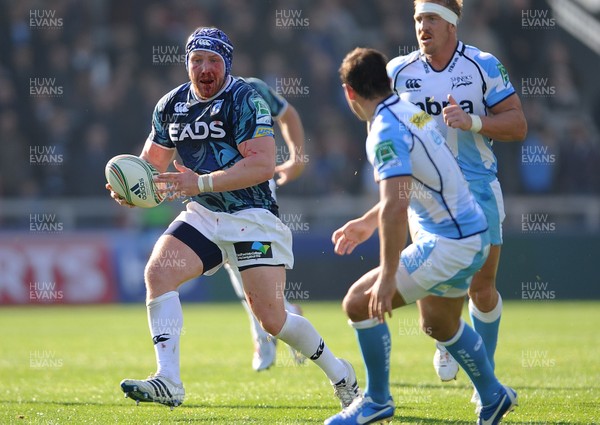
{"left": 172, "top": 201, "right": 293, "bottom": 275}
{"left": 396, "top": 228, "right": 490, "bottom": 304}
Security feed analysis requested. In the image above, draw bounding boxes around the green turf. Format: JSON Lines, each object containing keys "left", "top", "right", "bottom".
{"left": 1, "top": 301, "right": 599, "bottom": 424}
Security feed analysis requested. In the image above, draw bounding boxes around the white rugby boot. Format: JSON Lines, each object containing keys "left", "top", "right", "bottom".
{"left": 433, "top": 342, "right": 459, "bottom": 381}
{"left": 121, "top": 374, "right": 184, "bottom": 409}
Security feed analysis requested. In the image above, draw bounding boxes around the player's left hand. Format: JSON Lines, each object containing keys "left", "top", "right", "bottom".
{"left": 154, "top": 160, "right": 202, "bottom": 200}
{"left": 275, "top": 159, "right": 305, "bottom": 186}
{"left": 365, "top": 274, "right": 396, "bottom": 323}
{"left": 442, "top": 95, "right": 471, "bottom": 131}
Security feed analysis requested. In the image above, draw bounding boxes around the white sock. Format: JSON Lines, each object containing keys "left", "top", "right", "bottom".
{"left": 276, "top": 313, "right": 346, "bottom": 383}
{"left": 147, "top": 291, "right": 182, "bottom": 385}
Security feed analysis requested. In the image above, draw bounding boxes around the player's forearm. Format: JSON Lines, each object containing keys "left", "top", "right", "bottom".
{"left": 360, "top": 202, "right": 381, "bottom": 230}
{"left": 378, "top": 199, "right": 408, "bottom": 279}
{"left": 279, "top": 105, "right": 305, "bottom": 163}
{"left": 209, "top": 154, "right": 274, "bottom": 192}
{"left": 479, "top": 109, "right": 527, "bottom": 142}
{"left": 140, "top": 140, "right": 175, "bottom": 173}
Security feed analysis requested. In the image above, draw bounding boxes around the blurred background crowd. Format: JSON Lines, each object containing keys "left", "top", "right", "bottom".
{"left": 1, "top": 0, "right": 599, "bottom": 202}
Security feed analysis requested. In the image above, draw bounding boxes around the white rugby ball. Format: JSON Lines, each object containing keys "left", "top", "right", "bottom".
{"left": 105, "top": 154, "right": 164, "bottom": 208}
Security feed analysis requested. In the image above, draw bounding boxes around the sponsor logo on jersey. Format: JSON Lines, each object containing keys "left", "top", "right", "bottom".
{"left": 447, "top": 56, "right": 460, "bottom": 73}
{"left": 405, "top": 78, "right": 422, "bottom": 91}
{"left": 451, "top": 75, "right": 473, "bottom": 89}
{"left": 409, "top": 111, "right": 433, "bottom": 129}
{"left": 375, "top": 140, "right": 399, "bottom": 164}
{"left": 174, "top": 102, "right": 189, "bottom": 114}
{"left": 234, "top": 241, "right": 273, "bottom": 261}
{"left": 414, "top": 96, "right": 474, "bottom": 116}
{"left": 497, "top": 63, "right": 510, "bottom": 87}
{"left": 168, "top": 121, "right": 226, "bottom": 141}
{"left": 253, "top": 126, "right": 274, "bottom": 138}
{"left": 210, "top": 99, "right": 223, "bottom": 116}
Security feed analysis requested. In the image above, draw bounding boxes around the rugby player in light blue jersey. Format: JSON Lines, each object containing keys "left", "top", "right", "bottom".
{"left": 108, "top": 27, "right": 360, "bottom": 411}
{"left": 326, "top": 47, "right": 516, "bottom": 425}
{"left": 387, "top": 0, "right": 527, "bottom": 409}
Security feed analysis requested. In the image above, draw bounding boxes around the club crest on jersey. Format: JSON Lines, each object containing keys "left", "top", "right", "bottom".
{"left": 210, "top": 99, "right": 223, "bottom": 116}
{"left": 168, "top": 121, "right": 226, "bottom": 141}
{"left": 451, "top": 75, "right": 473, "bottom": 89}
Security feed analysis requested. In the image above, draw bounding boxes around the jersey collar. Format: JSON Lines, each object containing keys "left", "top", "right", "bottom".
{"left": 373, "top": 94, "right": 399, "bottom": 118}
{"left": 421, "top": 40, "right": 463, "bottom": 73}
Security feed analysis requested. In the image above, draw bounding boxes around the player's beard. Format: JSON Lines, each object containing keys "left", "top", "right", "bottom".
{"left": 191, "top": 74, "right": 225, "bottom": 99}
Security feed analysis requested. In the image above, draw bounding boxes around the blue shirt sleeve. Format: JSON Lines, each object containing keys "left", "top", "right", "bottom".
{"left": 369, "top": 114, "right": 412, "bottom": 180}
{"left": 148, "top": 93, "right": 175, "bottom": 149}
{"left": 474, "top": 51, "right": 516, "bottom": 108}
{"left": 245, "top": 77, "right": 289, "bottom": 119}
{"left": 232, "top": 84, "right": 275, "bottom": 146}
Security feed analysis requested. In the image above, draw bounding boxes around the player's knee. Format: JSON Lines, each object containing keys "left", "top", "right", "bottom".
{"left": 342, "top": 291, "right": 368, "bottom": 322}
{"left": 468, "top": 284, "right": 497, "bottom": 306}
{"left": 258, "top": 314, "right": 284, "bottom": 336}
{"left": 144, "top": 261, "right": 174, "bottom": 292}
{"left": 421, "top": 316, "right": 457, "bottom": 341}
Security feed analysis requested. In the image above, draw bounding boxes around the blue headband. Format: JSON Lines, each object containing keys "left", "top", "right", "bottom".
{"left": 185, "top": 27, "right": 234, "bottom": 78}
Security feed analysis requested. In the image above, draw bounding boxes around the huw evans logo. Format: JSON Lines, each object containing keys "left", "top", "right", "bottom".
{"left": 30, "top": 145, "right": 63, "bottom": 164}
{"left": 30, "top": 10, "right": 63, "bottom": 28}
{"left": 522, "top": 9, "right": 556, "bottom": 29}
{"left": 275, "top": 9, "right": 309, "bottom": 28}
{"left": 275, "top": 77, "right": 310, "bottom": 98}
{"left": 30, "top": 78, "right": 63, "bottom": 97}
{"left": 152, "top": 45, "right": 186, "bottom": 65}
{"left": 234, "top": 241, "right": 273, "bottom": 261}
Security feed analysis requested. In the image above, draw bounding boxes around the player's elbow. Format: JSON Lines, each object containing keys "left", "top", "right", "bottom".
{"left": 255, "top": 159, "right": 275, "bottom": 182}
{"left": 515, "top": 118, "right": 528, "bottom": 142}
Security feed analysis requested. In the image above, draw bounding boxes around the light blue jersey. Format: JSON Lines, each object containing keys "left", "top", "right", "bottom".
{"left": 367, "top": 95, "right": 487, "bottom": 240}
{"left": 387, "top": 41, "right": 516, "bottom": 182}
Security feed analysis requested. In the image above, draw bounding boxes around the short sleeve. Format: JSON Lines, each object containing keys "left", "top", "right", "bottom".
{"left": 368, "top": 115, "right": 412, "bottom": 180}
{"left": 476, "top": 52, "right": 516, "bottom": 108}
{"left": 232, "top": 86, "right": 275, "bottom": 146}
{"left": 245, "top": 77, "right": 289, "bottom": 119}
{"left": 148, "top": 95, "right": 175, "bottom": 149}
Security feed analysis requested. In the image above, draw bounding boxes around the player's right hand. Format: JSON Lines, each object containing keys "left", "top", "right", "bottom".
{"left": 331, "top": 218, "right": 376, "bottom": 255}
{"left": 105, "top": 183, "right": 135, "bottom": 208}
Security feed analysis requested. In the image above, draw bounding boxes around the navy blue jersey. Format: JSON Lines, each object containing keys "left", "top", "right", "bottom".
{"left": 148, "top": 76, "right": 277, "bottom": 214}
{"left": 243, "top": 77, "right": 289, "bottom": 119}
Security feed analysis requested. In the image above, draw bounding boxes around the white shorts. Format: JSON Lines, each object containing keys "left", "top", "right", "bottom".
{"left": 396, "top": 229, "right": 490, "bottom": 304}
{"left": 171, "top": 201, "right": 294, "bottom": 275}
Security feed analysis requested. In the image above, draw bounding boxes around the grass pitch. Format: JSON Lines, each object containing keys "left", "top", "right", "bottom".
{"left": 1, "top": 301, "right": 599, "bottom": 424}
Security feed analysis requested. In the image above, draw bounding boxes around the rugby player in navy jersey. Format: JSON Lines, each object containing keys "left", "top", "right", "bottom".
{"left": 107, "top": 27, "right": 359, "bottom": 411}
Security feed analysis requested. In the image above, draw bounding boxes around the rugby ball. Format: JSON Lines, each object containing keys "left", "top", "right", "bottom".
{"left": 105, "top": 154, "right": 164, "bottom": 208}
